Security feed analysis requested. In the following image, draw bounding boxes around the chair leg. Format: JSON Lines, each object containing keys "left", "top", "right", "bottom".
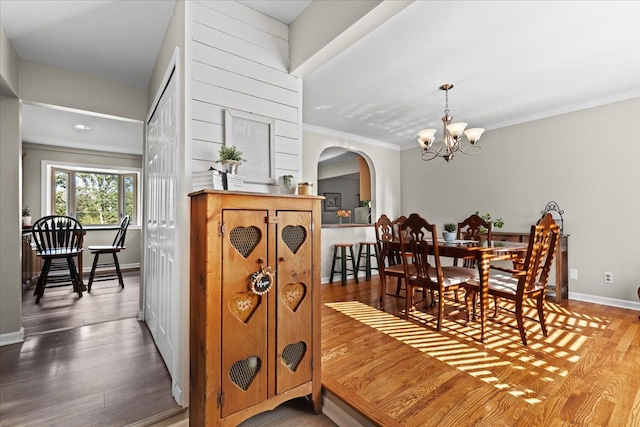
{"left": 379, "top": 273, "right": 387, "bottom": 310}
{"left": 405, "top": 284, "right": 412, "bottom": 319}
{"left": 515, "top": 299, "right": 527, "bottom": 346}
{"left": 464, "top": 289, "right": 474, "bottom": 323}
{"left": 395, "top": 277, "right": 402, "bottom": 295}
{"left": 349, "top": 246, "right": 358, "bottom": 284}
{"left": 88, "top": 253, "right": 100, "bottom": 292}
{"left": 437, "top": 291, "right": 444, "bottom": 331}
{"left": 66, "top": 257, "right": 83, "bottom": 298}
{"left": 537, "top": 295, "right": 548, "bottom": 337}
{"left": 113, "top": 253, "right": 124, "bottom": 288}
{"left": 35, "top": 259, "right": 52, "bottom": 304}
{"left": 454, "top": 289, "right": 459, "bottom": 303}
{"left": 493, "top": 296, "right": 500, "bottom": 317}
{"left": 329, "top": 247, "right": 338, "bottom": 283}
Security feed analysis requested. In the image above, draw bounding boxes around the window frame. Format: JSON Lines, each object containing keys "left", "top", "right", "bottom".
{"left": 43, "top": 161, "right": 141, "bottom": 228}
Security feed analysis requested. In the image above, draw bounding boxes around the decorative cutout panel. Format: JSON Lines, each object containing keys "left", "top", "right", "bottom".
{"left": 281, "top": 342, "right": 306, "bottom": 372}
{"left": 282, "top": 283, "right": 306, "bottom": 312}
{"left": 229, "top": 292, "right": 260, "bottom": 323}
{"left": 230, "top": 226, "right": 261, "bottom": 258}
{"left": 230, "top": 356, "right": 261, "bottom": 391}
{"left": 282, "top": 225, "right": 306, "bottom": 254}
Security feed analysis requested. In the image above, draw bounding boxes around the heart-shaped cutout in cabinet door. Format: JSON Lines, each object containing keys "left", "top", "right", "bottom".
{"left": 282, "top": 282, "right": 306, "bottom": 312}
{"left": 229, "top": 292, "right": 260, "bottom": 323}
{"left": 282, "top": 225, "right": 306, "bottom": 254}
{"left": 229, "top": 356, "right": 261, "bottom": 390}
{"left": 281, "top": 341, "right": 307, "bottom": 372}
{"left": 229, "top": 226, "right": 261, "bottom": 258}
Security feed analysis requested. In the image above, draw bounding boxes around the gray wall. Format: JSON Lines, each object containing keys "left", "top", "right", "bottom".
{"left": 400, "top": 97, "right": 640, "bottom": 303}
{"left": 318, "top": 176, "right": 360, "bottom": 224}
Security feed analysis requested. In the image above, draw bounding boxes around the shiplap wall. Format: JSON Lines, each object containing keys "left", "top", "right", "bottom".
{"left": 190, "top": 0, "right": 302, "bottom": 193}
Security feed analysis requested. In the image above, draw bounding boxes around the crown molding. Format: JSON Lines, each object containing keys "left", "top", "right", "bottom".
{"left": 303, "top": 123, "right": 401, "bottom": 151}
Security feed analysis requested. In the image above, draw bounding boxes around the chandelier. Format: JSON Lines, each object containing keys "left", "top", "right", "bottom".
{"left": 416, "top": 84, "right": 485, "bottom": 162}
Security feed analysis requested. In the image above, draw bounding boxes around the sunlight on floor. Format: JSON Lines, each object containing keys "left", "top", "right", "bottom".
{"left": 325, "top": 300, "right": 611, "bottom": 406}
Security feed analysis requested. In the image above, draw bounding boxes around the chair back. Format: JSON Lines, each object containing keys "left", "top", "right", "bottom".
{"left": 374, "top": 214, "right": 396, "bottom": 267}
{"left": 455, "top": 214, "right": 492, "bottom": 267}
{"left": 517, "top": 213, "right": 560, "bottom": 295}
{"left": 32, "top": 215, "right": 83, "bottom": 253}
{"left": 398, "top": 213, "right": 443, "bottom": 289}
{"left": 112, "top": 216, "right": 130, "bottom": 248}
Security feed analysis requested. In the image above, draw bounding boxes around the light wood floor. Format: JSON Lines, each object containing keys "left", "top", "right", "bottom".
{"left": 321, "top": 276, "right": 640, "bottom": 427}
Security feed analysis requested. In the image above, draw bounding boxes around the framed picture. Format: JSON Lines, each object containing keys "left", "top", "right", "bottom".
{"left": 324, "top": 192, "right": 341, "bottom": 211}
{"left": 224, "top": 109, "right": 276, "bottom": 184}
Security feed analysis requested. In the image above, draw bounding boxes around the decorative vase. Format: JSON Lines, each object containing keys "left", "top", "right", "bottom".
{"left": 278, "top": 176, "right": 296, "bottom": 194}
{"left": 220, "top": 160, "right": 241, "bottom": 175}
{"left": 22, "top": 216, "right": 32, "bottom": 227}
{"left": 338, "top": 217, "right": 343, "bottom": 225}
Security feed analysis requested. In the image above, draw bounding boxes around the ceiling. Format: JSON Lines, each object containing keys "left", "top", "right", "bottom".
{"left": 2, "top": 1, "right": 639, "bottom": 156}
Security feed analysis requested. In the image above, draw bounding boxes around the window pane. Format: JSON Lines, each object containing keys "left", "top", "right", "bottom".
{"left": 76, "top": 172, "right": 119, "bottom": 225}
{"left": 123, "top": 176, "right": 135, "bottom": 221}
{"left": 54, "top": 171, "right": 69, "bottom": 216}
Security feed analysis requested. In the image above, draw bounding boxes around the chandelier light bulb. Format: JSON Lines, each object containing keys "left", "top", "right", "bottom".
{"left": 446, "top": 122, "right": 467, "bottom": 138}
{"left": 464, "top": 128, "right": 485, "bottom": 144}
{"left": 417, "top": 129, "right": 437, "bottom": 146}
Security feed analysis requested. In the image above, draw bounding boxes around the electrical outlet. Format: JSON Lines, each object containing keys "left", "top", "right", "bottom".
{"left": 604, "top": 272, "right": 613, "bottom": 284}
{"left": 570, "top": 269, "right": 578, "bottom": 280}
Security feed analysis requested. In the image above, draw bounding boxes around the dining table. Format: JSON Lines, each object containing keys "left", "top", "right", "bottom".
{"left": 388, "top": 237, "right": 529, "bottom": 343}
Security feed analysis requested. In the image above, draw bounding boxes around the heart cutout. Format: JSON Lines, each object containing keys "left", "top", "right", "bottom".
{"left": 282, "top": 283, "right": 306, "bottom": 312}
{"left": 229, "top": 292, "right": 259, "bottom": 323}
{"left": 230, "top": 226, "right": 261, "bottom": 258}
{"left": 282, "top": 341, "right": 306, "bottom": 372}
{"left": 229, "top": 356, "right": 261, "bottom": 391}
{"left": 282, "top": 225, "right": 306, "bottom": 254}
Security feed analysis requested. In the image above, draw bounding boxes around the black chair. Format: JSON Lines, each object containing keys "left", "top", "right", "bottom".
{"left": 87, "top": 216, "right": 130, "bottom": 292}
{"left": 31, "top": 215, "right": 85, "bottom": 304}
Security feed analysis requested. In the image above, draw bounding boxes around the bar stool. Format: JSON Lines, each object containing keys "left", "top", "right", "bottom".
{"left": 330, "top": 243, "right": 359, "bottom": 286}
{"left": 356, "top": 241, "right": 379, "bottom": 280}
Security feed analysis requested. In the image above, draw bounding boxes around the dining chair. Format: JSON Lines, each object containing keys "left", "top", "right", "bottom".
{"left": 452, "top": 214, "right": 493, "bottom": 304}
{"left": 465, "top": 213, "right": 560, "bottom": 345}
{"left": 398, "top": 213, "right": 476, "bottom": 331}
{"left": 87, "top": 215, "right": 130, "bottom": 292}
{"left": 31, "top": 215, "right": 85, "bottom": 304}
{"left": 374, "top": 214, "right": 412, "bottom": 310}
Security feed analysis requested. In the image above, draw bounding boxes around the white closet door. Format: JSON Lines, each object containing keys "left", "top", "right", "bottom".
{"left": 144, "top": 69, "right": 178, "bottom": 376}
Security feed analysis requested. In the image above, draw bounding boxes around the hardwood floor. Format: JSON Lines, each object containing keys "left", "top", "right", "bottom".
{"left": 0, "top": 271, "right": 179, "bottom": 426}
{"left": 321, "top": 276, "right": 640, "bottom": 427}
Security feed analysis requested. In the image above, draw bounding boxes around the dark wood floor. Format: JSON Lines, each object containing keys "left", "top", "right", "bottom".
{"left": 321, "top": 276, "right": 640, "bottom": 427}
{"left": 0, "top": 272, "right": 179, "bottom": 427}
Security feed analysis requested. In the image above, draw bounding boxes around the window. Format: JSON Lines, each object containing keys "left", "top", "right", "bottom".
{"left": 49, "top": 165, "right": 139, "bottom": 226}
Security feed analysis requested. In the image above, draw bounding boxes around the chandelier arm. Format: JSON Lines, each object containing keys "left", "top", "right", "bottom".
{"left": 420, "top": 140, "right": 449, "bottom": 161}
{"left": 456, "top": 144, "right": 482, "bottom": 155}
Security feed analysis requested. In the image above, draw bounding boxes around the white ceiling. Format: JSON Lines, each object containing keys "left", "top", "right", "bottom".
{"left": 2, "top": 1, "right": 639, "bottom": 155}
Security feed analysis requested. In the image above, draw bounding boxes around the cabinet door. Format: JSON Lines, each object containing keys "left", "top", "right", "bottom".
{"left": 221, "top": 209, "right": 268, "bottom": 417}
{"left": 275, "top": 210, "right": 313, "bottom": 394}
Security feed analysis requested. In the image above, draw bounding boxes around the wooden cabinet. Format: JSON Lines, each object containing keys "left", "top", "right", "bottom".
{"left": 491, "top": 231, "right": 569, "bottom": 303}
{"left": 189, "top": 191, "right": 322, "bottom": 426}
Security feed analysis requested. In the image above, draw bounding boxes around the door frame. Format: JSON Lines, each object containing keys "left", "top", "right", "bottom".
{"left": 142, "top": 46, "right": 190, "bottom": 407}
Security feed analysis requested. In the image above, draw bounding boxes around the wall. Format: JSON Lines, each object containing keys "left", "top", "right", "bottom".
{"left": 22, "top": 143, "right": 143, "bottom": 268}
{"left": 189, "top": 0, "right": 302, "bottom": 193}
{"left": 302, "top": 127, "right": 401, "bottom": 281}
{"left": 318, "top": 176, "right": 360, "bottom": 224}
{"left": 0, "top": 25, "right": 19, "bottom": 96}
{"left": 400, "top": 97, "right": 640, "bottom": 305}
{"left": 0, "top": 98, "right": 23, "bottom": 344}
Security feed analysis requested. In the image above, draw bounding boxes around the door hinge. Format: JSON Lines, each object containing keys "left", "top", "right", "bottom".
{"left": 217, "top": 391, "right": 224, "bottom": 407}
{"left": 219, "top": 222, "right": 225, "bottom": 236}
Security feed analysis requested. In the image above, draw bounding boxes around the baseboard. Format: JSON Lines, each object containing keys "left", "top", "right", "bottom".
{"left": 0, "top": 327, "right": 24, "bottom": 347}
{"left": 321, "top": 270, "right": 372, "bottom": 285}
{"left": 322, "top": 390, "right": 372, "bottom": 427}
{"left": 568, "top": 292, "right": 640, "bottom": 311}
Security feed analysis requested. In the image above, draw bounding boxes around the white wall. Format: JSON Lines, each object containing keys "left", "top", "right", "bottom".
{"left": 189, "top": 0, "right": 302, "bottom": 193}
{"left": 302, "top": 127, "right": 401, "bottom": 281}
{"left": 400, "top": 97, "right": 640, "bottom": 304}
{"left": 0, "top": 25, "right": 19, "bottom": 96}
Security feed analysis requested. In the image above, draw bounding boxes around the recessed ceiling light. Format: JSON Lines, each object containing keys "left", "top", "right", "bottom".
{"left": 72, "top": 124, "right": 90, "bottom": 130}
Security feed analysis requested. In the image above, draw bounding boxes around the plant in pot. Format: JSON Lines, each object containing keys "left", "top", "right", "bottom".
{"left": 474, "top": 211, "right": 504, "bottom": 232}
{"left": 216, "top": 145, "right": 246, "bottom": 174}
{"left": 22, "top": 206, "right": 32, "bottom": 227}
{"left": 278, "top": 174, "right": 297, "bottom": 194}
{"left": 443, "top": 223, "right": 457, "bottom": 242}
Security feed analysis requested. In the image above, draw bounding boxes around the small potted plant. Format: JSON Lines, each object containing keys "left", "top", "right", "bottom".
{"left": 216, "top": 145, "right": 246, "bottom": 174}
{"left": 278, "top": 174, "right": 296, "bottom": 194}
{"left": 22, "top": 206, "right": 32, "bottom": 227}
{"left": 443, "top": 223, "right": 457, "bottom": 242}
{"left": 474, "top": 211, "right": 504, "bottom": 232}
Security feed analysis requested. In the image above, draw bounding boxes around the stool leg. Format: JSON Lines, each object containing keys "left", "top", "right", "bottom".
{"left": 349, "top": 245, "right": 358, "bottom": 284}
{"left": 365, "top": 244, "right": 371, "bottom": 281}
{"left": 356, "top": 244, "right": 364, "bottom": 274}
{"left": 88, "top": 253, "right": 100, "bottom": 292}
{"left": 113, "top": 253, "right": 124, "bottom": 288}
{"left": 340, "top": 247, "right": 347, "bottom": 286}
{"left": 330, "top": 246, "right": 338, "bottom": 283}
